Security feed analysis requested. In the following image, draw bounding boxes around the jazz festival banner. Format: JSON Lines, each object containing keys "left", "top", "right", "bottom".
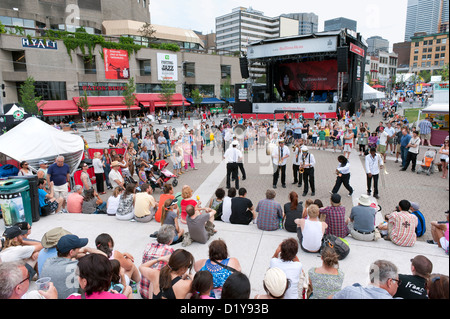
{"left": 104, "top": 49, "right": 130, "bottom": 80}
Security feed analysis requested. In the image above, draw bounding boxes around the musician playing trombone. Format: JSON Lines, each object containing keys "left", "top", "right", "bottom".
{"left": 299, "top": 146, "right": 316, "bottom": 197}
{"left": 365, "top": 147, "right": 384, "bottom": 199}
{"left": 272, "top": 139, "right": 290, "bottom": 189}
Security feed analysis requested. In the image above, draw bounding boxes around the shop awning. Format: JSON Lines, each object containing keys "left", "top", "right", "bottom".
{"left": 186, "top": 97, "right": 226, "bottom": 105}
{"left": 38, "top": 100, "right": 79, "bottom": 117}
{"left": 135, "top": 93, "right": 189, "bottom": 108}
{"left": 72, "top": 96, "right": 139, "bottom": 112}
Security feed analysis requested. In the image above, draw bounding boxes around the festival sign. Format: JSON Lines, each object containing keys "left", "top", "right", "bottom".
{"left": 157, "top": 53, "right": 178, "bottom": 81}
{"left": 103, "top": 49, "right": 130, "bottom": 80}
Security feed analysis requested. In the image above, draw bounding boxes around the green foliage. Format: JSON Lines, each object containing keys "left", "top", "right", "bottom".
{"left": 19, "top": 77, "right": 42, "bottom": 115}
{"left": 0, "top": 22, "right": 6, "bottom": 34}
{"left": 77, "top": 90, "right": 91, "bottom": 113}
{"left": 159, "top": 79, "right": 177, "bottom": 110}
{"left": 191, "top": 89, "right": 203, "bottom": 108}
{"left": 149, "top": 42, "right": 180, "bottom": 52}
{"left": 122, "top": 77, "right": 137, "bottom": 118}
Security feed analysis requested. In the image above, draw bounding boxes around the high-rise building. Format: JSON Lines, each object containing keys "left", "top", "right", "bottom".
{"left": 438, "top": 0, "right": 449, "bottom": 32}
{"left": 281, "top": 13, "right": 318, "bottom": 35}
{"left": 367, "top": 36, "right": 390, "bottom": 54}
{"left": 404, "top": 0, "right": 444, "bottom": 41}
{"left": 324, "top": 17, "right": 357, "bottom": 32}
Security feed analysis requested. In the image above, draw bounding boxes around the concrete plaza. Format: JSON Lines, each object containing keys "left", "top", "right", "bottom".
{"left": 3, "top": 106, "right": 448, "bottom": 299}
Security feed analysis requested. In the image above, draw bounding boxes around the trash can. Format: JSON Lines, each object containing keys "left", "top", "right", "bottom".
{"left": 0, "top": 179, "right": 33, "bottom": 227}
{"left": 8, "top": 175, "right": 40, "bottom": 223}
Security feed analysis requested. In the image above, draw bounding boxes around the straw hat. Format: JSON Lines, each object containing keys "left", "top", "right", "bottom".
{"left": 358, "top": 194, "right": 372, "bottom": 206}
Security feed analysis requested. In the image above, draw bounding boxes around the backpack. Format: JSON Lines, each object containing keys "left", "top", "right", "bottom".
{"left": 0, "top": 164, "right": 19, "bottom": 178}
{"left": 411, "top": 210, "right": 426, "bottom": 237}
{"left": 321, "top": 234, "right": 350, "bottom": 260}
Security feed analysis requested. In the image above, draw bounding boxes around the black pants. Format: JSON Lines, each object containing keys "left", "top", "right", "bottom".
{"left": 332, "top": 173, "right": 353, "bottom": 194}
{"left": 404, "top": 152, "right": 418, "bottom": 171}
{"left": 302, "top": 167, "right": 315, "bottom": 194}
{"left": 238, "top": 163, "right": 246, "bottom": 179}
{"left": 95, "top": 173, "right": 104, "bottom": 193}
{"left": 226, "top": 163, "right": 239, "bottom": 189}
{"left": 367, "top": 174, "right": 379, "bottom": 196}
{"left": 292, "top": 164, "right": 303, "bottom": 185}
{"left": 273, "top": 165, "right": 286, "bottom": 186}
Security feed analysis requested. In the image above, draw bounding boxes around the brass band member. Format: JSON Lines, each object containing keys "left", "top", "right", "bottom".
{"left": 292, "top": 142, "right": 303, "bottom": 188}
{"left": 272, "top": 139, "right": 290, "bottom": 189}
{"left": 299, "top": 146, "right": 316, "bottom": 197}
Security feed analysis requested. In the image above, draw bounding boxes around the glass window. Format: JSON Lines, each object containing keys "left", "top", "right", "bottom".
{"left": 84, "top": 56, "right": 96, "bottom": 74}
{"left": 221, "top": 65, "right": 231, "bottom": 79}
{"left": 139, "top": 60, "right": 151, "bottom": 76}
{"left": 0, "top": 16, "right": 12, "bottom": 25}
{"left": 435, "top": 54, "right": 440, "bottom": 59}
{"left": 12, "top": 51, "right": 27, "bottom": 72}
{"left": 414, "top": 56, "right": 418, "bottom": 61}
{"left": 12, "top": 18, "right": 24, "bottom": 27}
{"left": 34, "top": 81, "right": 67, "bottom": 100}
{"left": 184, "top": 62, "right": 195, "bottom": 78}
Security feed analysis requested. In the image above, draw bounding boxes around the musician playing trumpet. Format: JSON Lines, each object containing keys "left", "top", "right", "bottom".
{"left": 272, "top": 139, "right": 290, "bottom": 189}
{"left": 365, "top": 147, "right": 384, "bottom": 199}
{"left": 299, "top": 146, "right": 316, "bottom": 197}
{"left": 292, "top": 142, "right": 303, "bottom": 188}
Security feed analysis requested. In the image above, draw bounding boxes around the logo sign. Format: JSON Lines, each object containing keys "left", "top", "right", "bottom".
{"left": 22, "top": 38, "right": 58, "bottom": 50}
{"left": 350, "top": 43, "right": 365, "bottom": 57}
{"left": 104, "top": 49, "right": 130, "bottom": 80}
{"left": 157, "top": 53, "right": 178, "bottom": 81}
{"left": 13, "top": 109, "right": 24, "bottom": 120}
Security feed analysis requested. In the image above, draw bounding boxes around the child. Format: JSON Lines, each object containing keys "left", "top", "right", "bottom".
{"left": 160, "top": 198, "right": 184, "bottom": 244}
{"left": 311, "top": 126, "right": 318, "bottom": 149}
{"left": 190, "top": 270, "right": 215, "bottom": 299}
{"left": 109, "top": 259, "right": 133, "bottom": 298}
{"left": 318, "top": 127, "right": 326, "bottom": 150}
{"left": 368, "top": 132, "right": 379, "bottom": 150}
{"left": 148, "top": 165, "right": 164, "bottom": 189}
{"left": 138, "top": 164, "right": 147, "bottom": 186}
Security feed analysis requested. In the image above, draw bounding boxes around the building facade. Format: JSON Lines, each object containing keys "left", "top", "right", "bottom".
{"left": 409, "top": 32, "right": 449, "bottom": 72}
{"left": 367, "top": 36, "right": 389, "bottom": 54}
{"left": 281, "top": 13, "right": 318, "bottom": 35}
{"left": 404, "top": 0, "right": 448, "bottom": 41}
{"left": 324, "top": 17, "right": 357, "bottom": 32}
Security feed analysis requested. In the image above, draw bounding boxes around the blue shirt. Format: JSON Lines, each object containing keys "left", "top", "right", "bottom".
{"left": 400, "top": 134, "right": 412, "bottom": 147}
{"left": 333, "top": 284, "right": 395, "bottom": 299}
{"left": 38, "top": 188, "right": 48, "bottom": 207}
{"left": 418, "top": 120, "right": 432, "bottom": 135}
{"left": 47, "top": 163, "right": 70, "bottom": 186}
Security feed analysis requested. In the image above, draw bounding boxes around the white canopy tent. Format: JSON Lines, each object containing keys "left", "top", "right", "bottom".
{"left": 0, "top": 117, "right": 84, "bottom": 174}
{"left": 363, "top": 83, "right": 386, "bottom": 100}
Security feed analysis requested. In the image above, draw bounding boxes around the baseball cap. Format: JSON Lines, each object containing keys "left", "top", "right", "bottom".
{"left": 3, "top": 226, "right": 28, "bottom": 239}
{"left": 39, "top": 159, "right": 48, "bottom": 165}
{"left": 331, "top": 193, "right": 341, "bottom": 204}
{"left": 56, "top": 234, "right": 88, "bottom": 254}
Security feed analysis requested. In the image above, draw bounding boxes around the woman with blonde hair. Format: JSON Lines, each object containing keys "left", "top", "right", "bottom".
{"left": 92, "top": 152, "right": 105, "bottom": 194}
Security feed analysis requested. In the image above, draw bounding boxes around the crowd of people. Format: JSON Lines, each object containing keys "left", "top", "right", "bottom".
{"left": 1, "top": 103, "right": 448, "bottom": 300}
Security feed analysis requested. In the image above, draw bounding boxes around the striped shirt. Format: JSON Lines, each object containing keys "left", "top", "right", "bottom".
{"left": 387, "top": 211, "right": 418, "bottom": 247}
{"left": 418, "top": 120, "right": 432, "bottom": 135}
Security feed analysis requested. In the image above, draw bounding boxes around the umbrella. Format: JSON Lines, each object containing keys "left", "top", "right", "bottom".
{"left": 372, "top": 85, "right": 385, "bottom": 89}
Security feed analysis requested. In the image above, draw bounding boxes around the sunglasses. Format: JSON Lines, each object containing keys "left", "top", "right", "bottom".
{"left": 389, "top": 278, "right": 402, "bottom": 286}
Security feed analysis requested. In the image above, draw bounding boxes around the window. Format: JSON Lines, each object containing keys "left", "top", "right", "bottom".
{"left": 423, "top": 40, "right": 428, "bottom": 45}
{"left": 139, "top": 60, "right": 151, "bottom": 76}
{"left": 436, "top": 39, "right": 441, "bottom": 44}
{"left": 436, "top": 46, "right": 441, "bottom": 52}
{"left": 422, "top": 55, "right": 427, "bottom": 59}
{"left": 414, "top": 49, "right": 419, "bottom": 54}
{"left": 84, "top": 56, "right": 96, "bottom": 74}
{"left": 221, "top": 65, "right": 231, "bottom": 79}
{"left": 428, "top": 48, "right": 433, "bottom": 52}
{"left": 12, "top": 51, "right": 26, "bottom": 72}
{"left": 423, "top": 48, "right": 427, "bottom": 53}
{"left": 414, "top": 56, "right": 418, "bottom": 61}
{"left": 441, "top": 53, "right": 446, "bottom": 58}
{"left": 427, "top": 54, "right": 432, "bottom": 59}
{"left": 435, "top": 54, "right": 440, "bottom": 59}
{"left": 34, "top": 81, "right": 67, "bottom": 100}
{"left": 415, "top": 42, "right": 420, "bottom": 47}
{"left": 183, "top": 62, "right": 195, "bottom": 78}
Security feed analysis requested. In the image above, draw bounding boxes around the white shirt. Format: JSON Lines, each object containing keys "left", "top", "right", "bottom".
{"left": 92, "top": 158, "right": 104, "bottom": 174}
{"left": 384, "top": 126, "right": 395, "bottom": 138}
{"left": 365, "top": 153, "right": 384, "bottom": 175}
{"left": 270, "top": 257, "right": 302, "bottom": 299}
{"left": 299, "top": 152, "right": 315, "bottom": 168}
{"left": 272, "top": 145, "right": 290, "bottom": 166}
{"left": 221, "top": 196, "right": 232, "bottom": 223}
{"left": 379, "top": 131, "right": 389, "bottom": 146}
{"left": 109, "top": 169, "right": 124, "bottom": 188}
{"left": 292, "top": 148, "right": 302, "bottom": 165}
{"left": 337, "top": 162, "right": 351, "bottom": 174}
{"left": 224, "top": 147, "right": 242, "bottom": 163}
{"left": 408, "top": 136, "right": 421, "bottom": 154}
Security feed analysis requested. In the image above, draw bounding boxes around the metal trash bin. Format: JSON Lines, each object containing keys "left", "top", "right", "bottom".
{"left": 0, "top": 179, "right": 33, "bottom": 227}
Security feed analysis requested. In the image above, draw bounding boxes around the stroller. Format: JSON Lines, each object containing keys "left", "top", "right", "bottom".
{"left": 416, "top": 149, "right": 436, "bottom": 176}
{"left": 148, "top": 160, "right": 179, "bottom": 191}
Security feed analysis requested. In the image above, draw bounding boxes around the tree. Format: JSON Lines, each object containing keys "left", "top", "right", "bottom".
{"left": 122, "top": 77, "right": 137, "bottom": 119}
{"left": 435, "top": 63, "right": 449, "bottom": 81}
{"left": 221, "top": 75, "right": 233, "bottom": 99}
{"left": 19, "top": 77, "right": 42, "bottom": 115}
{"left": 76, "top": 90, "right": 90, "bottom": 131}
{"left": 191, "top": 88, "right": 203, "bottom": 110}
{"left": 159, "top": 79, "right": 176, "bottom": 113}
{"left": 138, "top": 22, "right": 157, "bottom": 45}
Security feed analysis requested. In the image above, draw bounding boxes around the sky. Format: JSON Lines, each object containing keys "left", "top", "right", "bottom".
{"left": 150, "top": 0, "right": 409, "bottom": 50}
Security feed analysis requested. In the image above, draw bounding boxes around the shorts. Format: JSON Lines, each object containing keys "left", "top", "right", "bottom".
{"left": 420, "top": 133, "right": 431, "bottom": 141}
{"left": 333, "top": 139, "right": 342, "bottom": 146}
{"left": 293, "top": 133, "right": 301, "bottom": 140}
{"left": 440, "top": 237, "right": 449, "bottom": 253}
{"left": 378, "top": 145, "right": 387, "bottom": 154}
{"left": 53, "top": 183, "right": 68, "bottom": 201}
{"left": 344, "top": 144, "right": 352, "bottom": 152}
{"left": 44, "top": 199, "right": 59, "bottom": 212}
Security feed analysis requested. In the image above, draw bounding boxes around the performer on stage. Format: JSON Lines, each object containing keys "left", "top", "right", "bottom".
{"left": 272, "top": 139, "right": 290, "bottom": 189}
{"left": 365, "top": 147, "right": 384, "bottom": 199}
{"left": 331, "top": 155, "right": 354, "bottom": 197}
{"left": 224, "top": 140, "right": 242, "bottom": 190}
{"left": 299, "top": 146, "right": 316, "bottom": 196}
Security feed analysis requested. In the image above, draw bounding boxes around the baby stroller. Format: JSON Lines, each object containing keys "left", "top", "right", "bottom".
{"left": 148, "top": 160, "right": 179, "bottom": 191}
{"left": 416, "top": 149, "right": 436, "bottom": 176}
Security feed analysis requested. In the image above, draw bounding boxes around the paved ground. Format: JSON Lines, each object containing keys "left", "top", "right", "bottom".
{"left": 2, "top": 105, "right": 448, "bottom": 299}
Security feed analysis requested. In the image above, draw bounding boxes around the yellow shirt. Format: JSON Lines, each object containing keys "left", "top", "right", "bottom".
{"left": 134, "top": 192, "right": 157, "bottom": 217}
{"left": 325, "top": 128, "right": 330, "bottom": 137}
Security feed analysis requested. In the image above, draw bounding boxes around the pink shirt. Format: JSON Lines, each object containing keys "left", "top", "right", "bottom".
{"left": 66, "top": 192, "right": 84, "bottom": 214}
{"left": 67, "top": 291, "right": 127, "bottom": 299}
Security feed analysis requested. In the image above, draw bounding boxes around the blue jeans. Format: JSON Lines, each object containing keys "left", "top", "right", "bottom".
{"left": 95, "top": 203, "right": 107, "bottom": 214}
{"left": 400, "top": 146, "right": 408, "bottom": 167}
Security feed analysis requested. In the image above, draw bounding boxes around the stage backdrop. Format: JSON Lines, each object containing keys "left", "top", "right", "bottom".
{"left": 275, "top": 60, "right": 338, "bottom": 93}
{"left": 103, "top": 49, "right": 130, "bottom": 80}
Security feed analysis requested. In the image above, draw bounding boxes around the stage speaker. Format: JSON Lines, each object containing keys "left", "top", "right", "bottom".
{"left": 240, "top": 57, "right": 250, "bottom": 78}
{"left": 337, "top": 47, "right": 348, "bottom": 72}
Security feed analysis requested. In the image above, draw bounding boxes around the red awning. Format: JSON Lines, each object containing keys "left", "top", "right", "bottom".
{"left": 72, "top": 96, "right": 139, "bottom": 112}
{"left": 38, "top": 100, "right": 79, "bottom": 117}
{"left": 43, "top": 110, "right": 80, "bottom": 116}
{"left": 84, "top": 105, "right": 140, "bottom": 112}
{"left": 135, "top": 93, "right": 188, "bottom": 108}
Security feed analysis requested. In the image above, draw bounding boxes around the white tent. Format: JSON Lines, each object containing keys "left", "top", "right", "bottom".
{"left": 363, "top": 83, "right": 386, "bottom": 100}
{"left": 0, "top": 117, "right": 84, "bottom": 174}
{"left": 420, "top": 103, "right": 449, "bottom": 115}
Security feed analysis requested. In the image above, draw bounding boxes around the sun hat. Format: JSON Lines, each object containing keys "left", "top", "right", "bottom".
{"left": 41, "top": 227, "right": 72, "bottom": 249}
{"left": 358, "top": 194, "right": 372, "bottom": 206}
{"left": 264, "top": 267, "right": 287, "bottom": 298}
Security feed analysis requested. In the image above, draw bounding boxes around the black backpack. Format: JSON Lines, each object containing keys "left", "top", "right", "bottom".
{"left": 321, "top": 234, "right": 350, "bottom": 260}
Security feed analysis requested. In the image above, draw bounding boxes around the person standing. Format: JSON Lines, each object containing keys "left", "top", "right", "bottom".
{"left": 272, "top": 139, "right": 290, "bottom": 189}
{"left": 291, "top": 143, "right": 302, "bottom": 187}
{"left": 46, "top": 156, "right": 71, "bottom": 213}
{"left": 365, "top": 148, "right": 384, "bottom": 199}
{"left": 418, "top": 117, "right": 432, "bottom": 146}
{"left": 299, "top": 146, "right": 315, "bottom": 197}
{"left": 400, "top": 128, "right": 412, "bottom": 169}
{"left": 224, "top": 140, "right": 242, "bottom": 190}
{"left": 331, "top": 155, "right": 353, "bottom": 197}
{"left": 401, "top": 130, "right": 421, "bottom": 172}
{"left": 92, "top": 152, "right": 105, "bottom": 194}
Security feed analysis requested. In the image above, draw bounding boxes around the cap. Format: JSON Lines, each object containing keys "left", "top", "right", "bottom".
{"left": 3, "top": 226, "right": 28, "bottom": 239}
{"left": 331, "top": 193, "right": 341, "bottom": 204}
{"left": 56, "top": 234, "right": 88, "bottom": 254}
{"left": 231, "top": 140, "right": 239, "bottom": 146}
{"left": 41, "top": 227, "right": 72, "bottom": 249}
{"left": 39, "top": 160, "right": 48, "bottom": 165}
{"left": 170, "top": 199, "right": 178, "bottom": 206}
{"left": 264, "top": 267, "right": 287, "bottom": 298}
{"left": 409, "top": 202, "right": 420, "bottom": 211}
{"left": 301, "top": 146, "right": 308, "bottom": 152}
{"left": 278, "top": 139, "right": 285, "bottom": 143}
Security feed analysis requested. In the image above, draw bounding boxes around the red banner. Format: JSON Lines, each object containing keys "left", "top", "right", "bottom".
{"left": 350, "top": 43, "right": 365, "bottom": 57}
{"left": 276, "top": 60, "right": 338, "bottom": 92}
{"left": 104, "top": 49, "right": 130, "bottom": 80}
